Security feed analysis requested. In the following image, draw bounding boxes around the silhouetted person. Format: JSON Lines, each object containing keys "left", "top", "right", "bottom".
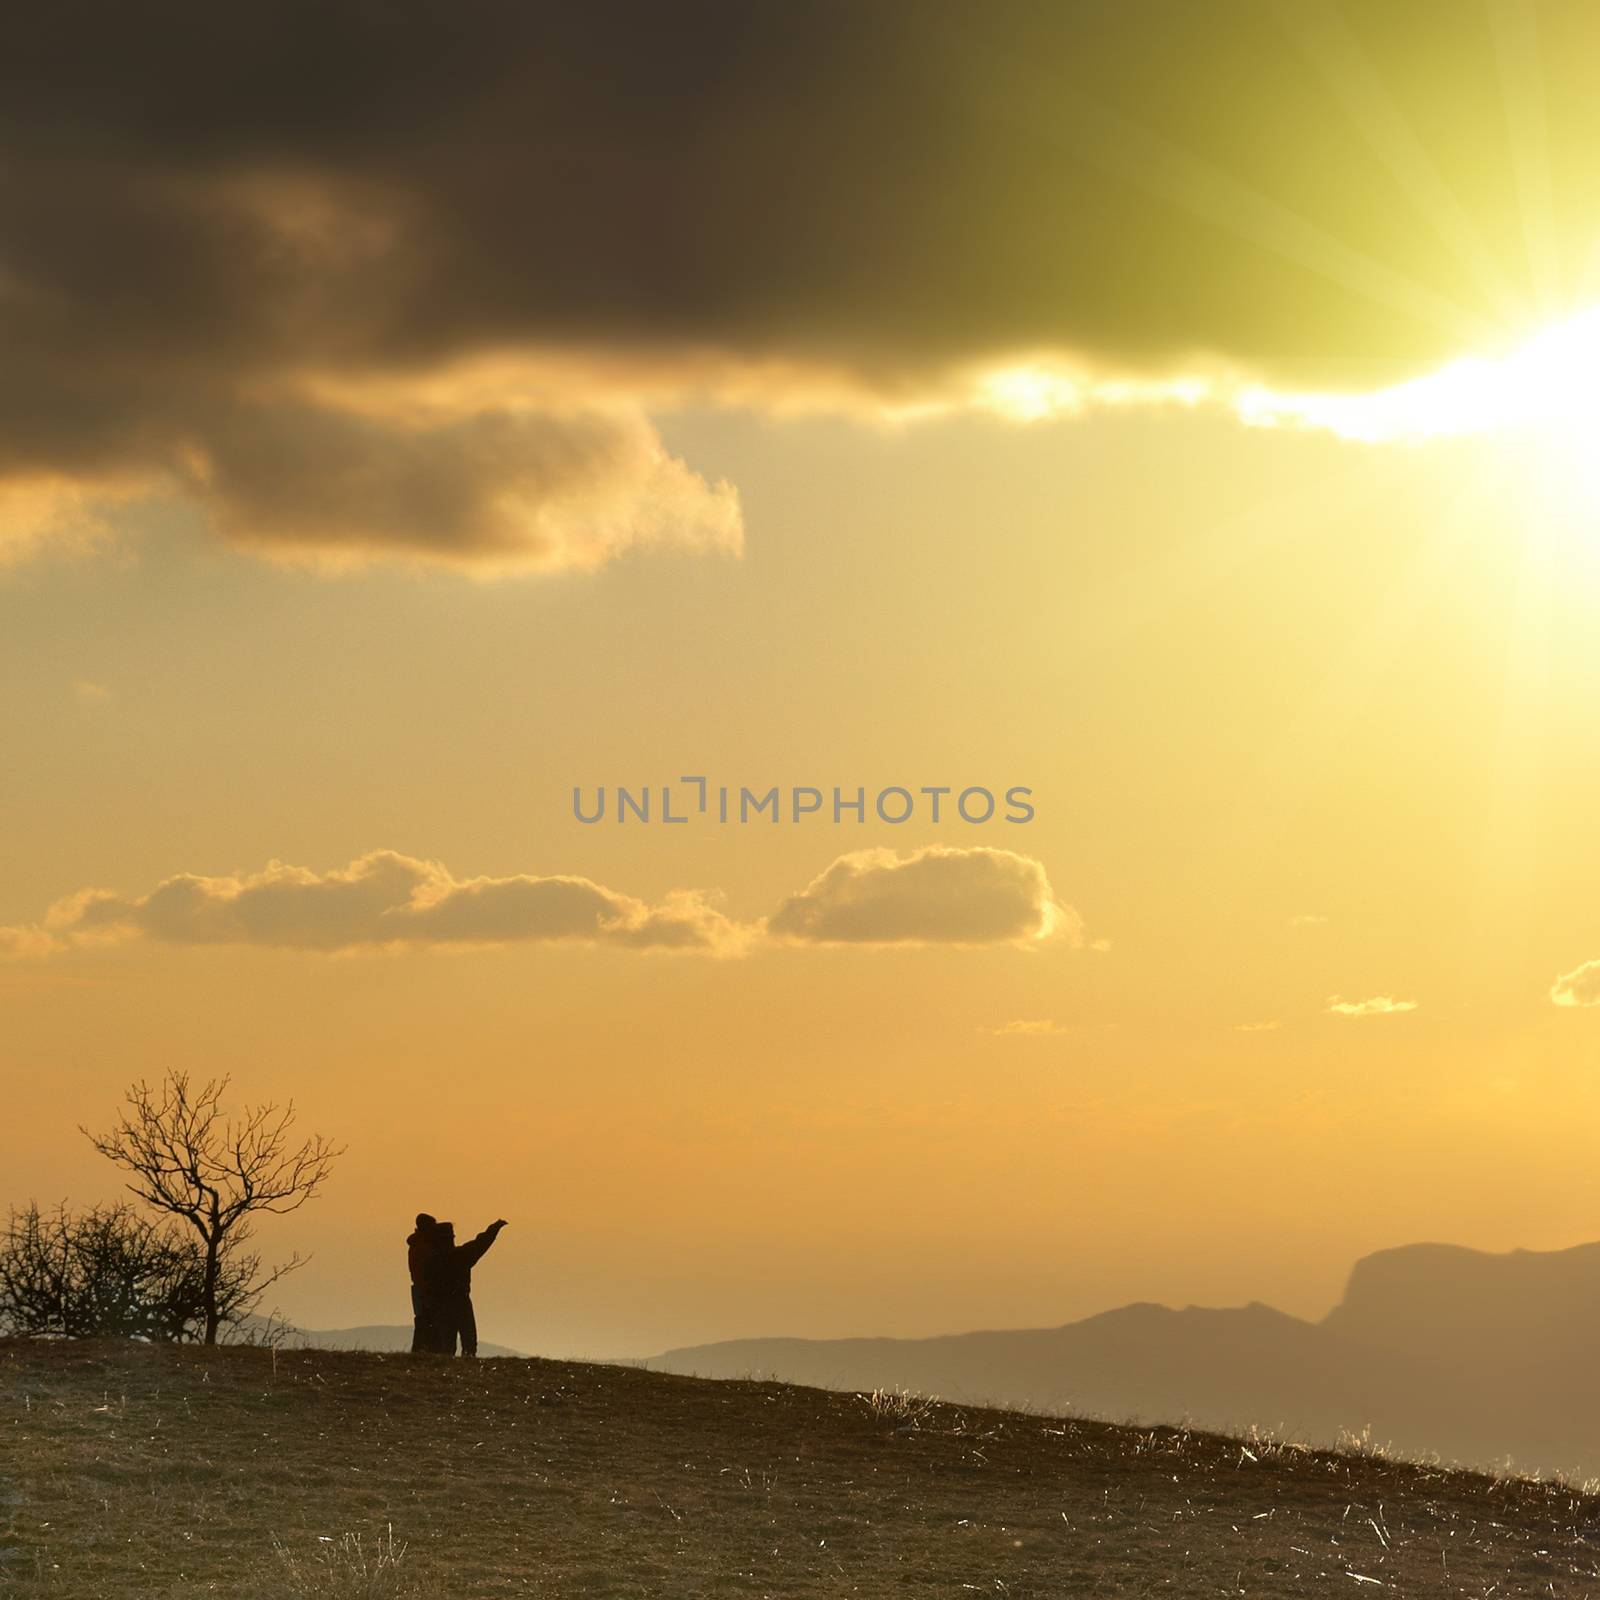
{"left": 407, "top": 1212, "right": 447, "bottom": 1353}
{"left": 427, "top": 1218, "right": 507, "bottom": 1356}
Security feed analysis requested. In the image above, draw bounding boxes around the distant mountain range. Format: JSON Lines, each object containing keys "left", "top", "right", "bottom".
{"left": 651, "top": 1242, "right": 1600, "bottom": 1481}
{"left": 246, "top": 1318, "right": 523, "bottom": 1359}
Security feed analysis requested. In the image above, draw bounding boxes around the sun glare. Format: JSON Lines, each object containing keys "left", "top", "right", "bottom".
{"left": 970, "top": 309, "right": 1600, "bottom": 527}
{"left": 973, "top": 366, "right": 1212, "bottom": 424}
{"left": 1239, "top": 306, "right": 1600, "bottom": 448}
{"left": 1243, "top": 309, "right": 1600, "bottom": 546}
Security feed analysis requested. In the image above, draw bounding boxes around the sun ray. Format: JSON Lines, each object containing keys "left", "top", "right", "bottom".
{"left": 929, "top": 4, "right": 1506, "bottom": 368}
{"left": 1486, "top": 0, "right": 1564, "bottom": 312}
{"left": 1045, "top": 88, "right": 1503, "bottom": 358}
{"left": 1274, "top": 0, "right": 1525, "bottom": 325}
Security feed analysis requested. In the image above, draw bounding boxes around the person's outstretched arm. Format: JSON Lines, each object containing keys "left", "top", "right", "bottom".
{"left": 456, "top": 1218, "right": 507, "bottom": 1268}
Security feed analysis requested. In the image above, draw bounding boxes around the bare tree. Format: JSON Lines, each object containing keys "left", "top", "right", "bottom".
{"left": 84, "top": 1072, "right": 344, "bottom": 1344}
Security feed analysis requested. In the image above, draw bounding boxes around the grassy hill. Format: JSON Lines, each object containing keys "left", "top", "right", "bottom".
{"left": 243, "top": 1317, "right": 523, "bottom": 1359}
{"left": 4, "top": 1339, "right": 1599, "bottom": 1598}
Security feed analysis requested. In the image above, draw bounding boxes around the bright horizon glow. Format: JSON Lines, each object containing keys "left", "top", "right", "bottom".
{"left": 1239, "top": 305, "right": 1600, "bottom": 445}
{"left": 972, "top": 307, "right": 1600, "bottom": 462}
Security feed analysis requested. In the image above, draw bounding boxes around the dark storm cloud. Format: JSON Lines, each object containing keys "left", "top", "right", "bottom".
{"left": 2, "top": 0, "right": 1594, "bottom": 563}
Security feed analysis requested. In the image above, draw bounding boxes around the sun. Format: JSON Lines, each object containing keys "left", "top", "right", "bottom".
{"left": 1230, "top": 306, "right": 1600, "bottom": 543}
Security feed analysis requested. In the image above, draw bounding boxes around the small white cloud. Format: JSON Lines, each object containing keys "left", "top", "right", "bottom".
{"left": 1326, "top": 995, "right": 1417, "bottom": 1018}
{"left": 73, "top": 679, "right": 111, "bottom": 703}
{"left": 985, "top": 1019, "right": 1063, "bottom": 1038}
{"left": 1289, "top": 914, "right": 1328, "bottom": 928}
{"left": 1551, "top": 960, "right": 1600, "bottom": 1008}
{"left": 1234, "top": 1020, "right": 1281, "bottom": 1033}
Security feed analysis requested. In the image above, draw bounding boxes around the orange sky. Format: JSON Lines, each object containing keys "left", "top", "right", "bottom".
{"left": 6, "top": 407, "right": 1600, "bottom": 1357}
{"left": 5, "top": 2, "right": 1600, "bottom": 1358}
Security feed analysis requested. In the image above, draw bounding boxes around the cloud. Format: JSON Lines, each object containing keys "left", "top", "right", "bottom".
{"left": 769, "top": 846, "right": 1074, "bottom": 947}
{"left": 34, "top": 851, "right": 749, "bottom": 956}
{"left": 0, "top": 478, "right": 129, "bottom": 569}
{"left": 1326, "top": 995, "right": 1417, "bottom": 1018}
{"left": 2, "top": 1, "right": 1590, "bottom": 568}
{"left": 0, "top": 160, "right": 742, "bottom": 572}
{"left": 177, "top": 398, "right": 742, "bottom": 575}
{"left": 3, "top": 845, "right": 1083, "bottom": 960}
{"left": 0, "top": 925, "right": 61, "bottom": 960}
{"left": 986, "top": 1019, "right": 1064, "bottom": 1038}
{"left": 1289, "top": 914, "right": 1329, "bottom": 928}
{"left": 1234, "top": 1020, "right": 1281, "bottom": 1033}
{"left": 1550, "top": 961, "right": 1600, "bottom": 1008}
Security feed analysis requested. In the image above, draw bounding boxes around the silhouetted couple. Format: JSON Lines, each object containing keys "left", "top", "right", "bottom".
{"left": 407, "top": 1213, "right": 506, "bottom": 1356}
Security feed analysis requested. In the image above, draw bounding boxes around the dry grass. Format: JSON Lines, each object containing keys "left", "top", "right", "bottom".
{"left": 4, "top": 1338, "right": 1600, "bottom": 1596}
{"left": 860, "top": 1386, "right": 940, "bottom": 1429}
{"left": 267, "top": 1526, "right": 419, "bottom": 1599}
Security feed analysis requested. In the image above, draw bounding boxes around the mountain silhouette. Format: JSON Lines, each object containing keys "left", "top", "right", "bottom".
{"left": 1323, "top": 1240, "right": 1600, "bottom": 1371}
{"left": 651, "top": 1241, "right": 1600, "bottom": 1481}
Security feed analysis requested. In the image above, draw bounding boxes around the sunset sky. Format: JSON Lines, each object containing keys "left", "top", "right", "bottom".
{"left": 5, "top": 1, "right": 1600, "bottom": 1359}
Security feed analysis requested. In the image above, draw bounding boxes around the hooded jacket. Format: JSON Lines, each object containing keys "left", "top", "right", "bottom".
{"left": 421, "top": 1220, "right": 505, "bottom": 1298}
{"left": 406, "top": 1224, "right": 439, "bottom": 1288}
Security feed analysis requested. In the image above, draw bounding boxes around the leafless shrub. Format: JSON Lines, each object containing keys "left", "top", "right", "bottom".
{"left": 0, "top": 1201, "right": 257, "bottom": 1342}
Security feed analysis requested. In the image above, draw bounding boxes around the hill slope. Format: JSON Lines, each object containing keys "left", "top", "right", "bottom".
{"left": 247, "top": 1316, "right": 523, "bottom": 1358}
{"left": 4, "top": 1338, "right": 1598, "bottom": 1597}
{"left": 653, "top": 1240, "right": 1600, "bottom": 1480}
